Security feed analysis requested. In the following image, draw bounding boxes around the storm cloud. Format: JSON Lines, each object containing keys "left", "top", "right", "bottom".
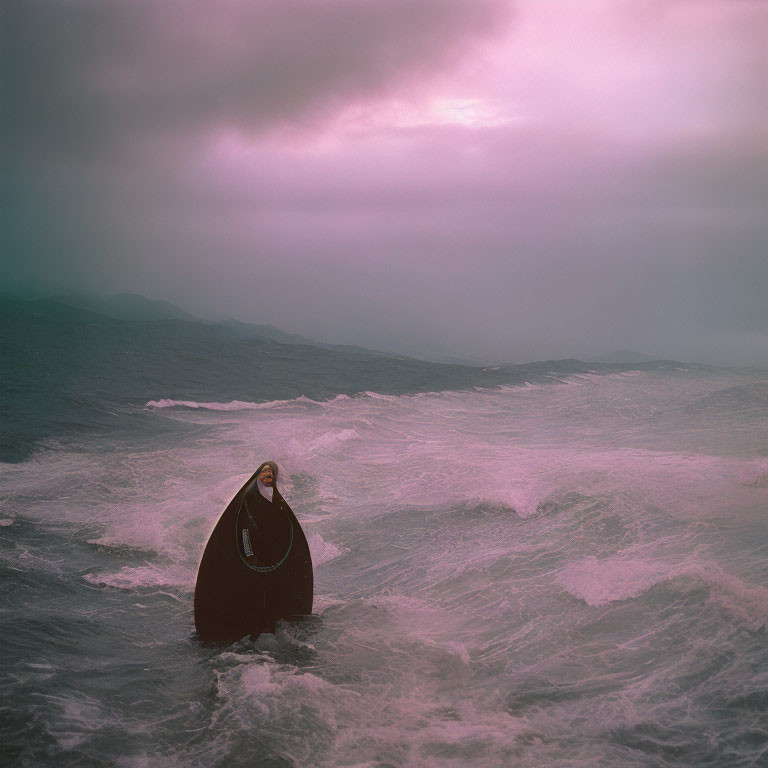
{"left": 4, "top": 0, "right": 508, "bottom": 158}
{"left": 4, "top": 0, "right": 767, "bottom": 365}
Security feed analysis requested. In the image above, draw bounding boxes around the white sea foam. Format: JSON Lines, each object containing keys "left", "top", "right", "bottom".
{"left": 478, "top": 481, "right": 557, "bottom": 519}
{"left": 82, "top": 564, "right": 196, "bottom": 591}
{"left": 145, "top": 396, "right": 319, "bottom": 410}
{"left": 307, "top": 428, "right": 359, "bottom": 453}
{"left": 558, "top": 555, "right": 768, "bottom": 629}
{"left": 307, "top": 533, "right": 345, "bottom": 567}
{"left": 5, "top": 368, "right": 762, "bottom": 575}
{"left": 704, "top": 565, "right": 768, "bottom": 631}
{"left": 557, "top": 556, "right": 685, "bottom": 606}
{"left": 739, "top": 457, "right": 768, "bottom": 487}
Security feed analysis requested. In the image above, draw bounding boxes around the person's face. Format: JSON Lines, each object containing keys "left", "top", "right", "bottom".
{"left": 258, "top": 465, "right": 274, "bottom": 486}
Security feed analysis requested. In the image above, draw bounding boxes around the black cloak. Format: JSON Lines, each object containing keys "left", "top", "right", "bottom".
{"left": 194, "top": 461, "right": 313, "bottom": 642}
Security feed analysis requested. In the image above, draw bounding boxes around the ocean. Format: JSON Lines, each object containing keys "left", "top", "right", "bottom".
{"left": 2, "top": 299, "right": 768, "bottom": 767}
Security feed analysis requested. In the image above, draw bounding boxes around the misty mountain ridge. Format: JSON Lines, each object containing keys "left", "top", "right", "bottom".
{"left": 51, "top": 291, "right": 197, "bottom": 322}
{"left": 14, "top": 291, "right": 676, "bottom": 367}
{"left": 43, "top": 292, "right": 395, "bottom": 357}
{"left": 46, "top": 291, "right": 490, "bottom": 364}
{"left": 220, "top": 318, "right": 395, "bottom": 359}
{"left": 590, "top": 349, "right": 662, "bottom": 364}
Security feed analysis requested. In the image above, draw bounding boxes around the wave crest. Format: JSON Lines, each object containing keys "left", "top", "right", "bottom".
{"left": 557, "top": 556, "right": 768, "bottom": 630}
{"left": 146, "top": 396, "right": 319, "bottom": 411}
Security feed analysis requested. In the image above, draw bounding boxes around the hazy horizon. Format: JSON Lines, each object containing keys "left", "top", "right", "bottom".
{"left": 0, "top": 288, "right": 706, "bottom": 367}
{"left": 5, "top": 0, "right": 767, "bottom": 367}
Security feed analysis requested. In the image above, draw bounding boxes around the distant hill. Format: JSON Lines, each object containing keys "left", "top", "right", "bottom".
{"left": 219, "top": 318, "right": 394, "bottom": 358}
{"left": 590, "top": 349, "right": 660, "bottom": 364}
{"left": 220, "top": 321, "right": 492, "bottom": 364}
{"left": 49, "top": 293, "right": 396, "bottom": 358}
{"left": 219, "top": 318, "right": 319, "bottom": 345}
{"left": 45, "top": 293, "right": 667, "bottom": 367}
{"left": 53, "top": 292, "right": 197, "bottom": 322}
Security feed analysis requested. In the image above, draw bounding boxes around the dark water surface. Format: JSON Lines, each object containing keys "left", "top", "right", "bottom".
{"left": 2, "top": 299, "right": 768, "bottom": 766}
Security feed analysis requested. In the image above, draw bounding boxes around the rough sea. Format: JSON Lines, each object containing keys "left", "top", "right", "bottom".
{"left": 2, "top": 299, "right": 768, "bottom": 767}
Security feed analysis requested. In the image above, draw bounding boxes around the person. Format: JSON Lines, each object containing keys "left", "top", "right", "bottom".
{"left": 194, "top": 460, "right": 313, "bottom": 642}
{"left": 238, "top": 461, "right": 294, "bottom": 574}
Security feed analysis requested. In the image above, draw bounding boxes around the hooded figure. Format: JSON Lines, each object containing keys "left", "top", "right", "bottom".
{"left": 194, "top": 461, "right": 313, "bottom": 642}
{"left": 238, "top": 461, "right": 292, "bottom": 571}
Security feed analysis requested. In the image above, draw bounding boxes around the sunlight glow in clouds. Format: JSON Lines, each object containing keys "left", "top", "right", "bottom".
{"left": 413, "top": 97, "right": 519, "bottom": 128}
{"left": 214, "top": 95, "right": 524, "bottom": 157}
{"left": 339, "top": 97, "right": 524, "bottom": 131}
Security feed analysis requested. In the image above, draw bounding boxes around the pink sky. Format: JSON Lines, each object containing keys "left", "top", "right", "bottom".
{"left": 6, "top": 0, "right": 768, "bottom": 363}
